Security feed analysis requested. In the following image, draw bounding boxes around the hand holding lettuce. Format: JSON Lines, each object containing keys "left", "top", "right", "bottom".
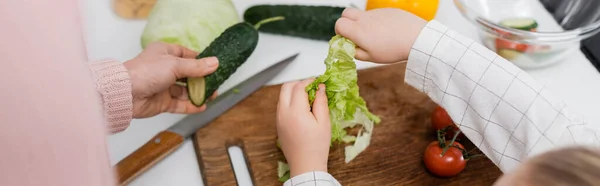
{"left": 305, "top": 35, "right": 381, "bottom": 155}
{"left": 278, "top": 35, "right": 381, "bottom": 181}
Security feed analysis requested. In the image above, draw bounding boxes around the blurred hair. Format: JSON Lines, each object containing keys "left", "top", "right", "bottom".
{"left": 519, "top": 146, "right": 600, "bottom": 186}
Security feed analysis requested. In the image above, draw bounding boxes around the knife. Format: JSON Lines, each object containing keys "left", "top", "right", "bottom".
{"left": 115, "top": 54, "right": 299, "bottom": 186}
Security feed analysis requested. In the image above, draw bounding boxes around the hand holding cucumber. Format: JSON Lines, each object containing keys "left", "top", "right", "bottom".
{"left": 123, "top": 42, "right": 219, "bottom": 119}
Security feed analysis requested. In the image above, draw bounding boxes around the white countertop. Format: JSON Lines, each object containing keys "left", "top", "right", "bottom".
{"left": 81, "top": 0, "right": 600, "bottom": 185}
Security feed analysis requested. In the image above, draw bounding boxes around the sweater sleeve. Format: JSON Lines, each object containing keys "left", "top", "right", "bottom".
{"left": 88, "top": 60, "right": 134, "bottom": 133}
{"left": 405, "top": 20, "right": 600, "bottom": 172}
{"left": 284, "top": 171, "right": 342, "bottom": 186}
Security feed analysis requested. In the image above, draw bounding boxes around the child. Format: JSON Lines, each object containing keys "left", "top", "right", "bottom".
{"left": 276, "top": 8, "right": 600, "bottom": 186}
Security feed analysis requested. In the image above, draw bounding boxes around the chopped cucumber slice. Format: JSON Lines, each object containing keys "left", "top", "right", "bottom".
{"left": 497, "top": 49, "right": 523, "bottom": 61}
{"left": 278, "top": 172, "right": 290, "bottom": 182}
{"left": 277, "top": 161, "right": 290, "bottom": 182}
{"left": 276, "top": 139, "right": 281, "bottom": 149}
{"left": 277, "top": 161, "right": 289, "bottom": 178}
{"left": 500, "top": 17, "right": 538, "bottom": 31}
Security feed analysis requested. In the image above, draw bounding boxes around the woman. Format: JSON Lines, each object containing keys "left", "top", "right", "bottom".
{"left": 1, "top": 1, "right": 216, "bottom": 185}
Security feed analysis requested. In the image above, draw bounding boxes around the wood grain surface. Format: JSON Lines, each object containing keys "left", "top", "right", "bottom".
{"left": 193, "top": 63, "right": 503, "bottom": 185}
{"left": 113, "top": 0, "right": 156, "bottom": 19}
{"left": 116, "top": 131, "right": 184, "bottom": 186}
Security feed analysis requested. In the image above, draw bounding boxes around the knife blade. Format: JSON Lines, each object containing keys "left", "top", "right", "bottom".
{"left": 115, "top": 53, "right": 298, "bottom": 186}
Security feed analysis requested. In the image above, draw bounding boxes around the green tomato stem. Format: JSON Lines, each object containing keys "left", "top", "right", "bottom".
{"left": 254, "top": 16, "right": 285, "bottom": 29}
{"left": 451, "top": 144, "right": 468, "bottom": 158}
{"left": 466, "top": 146, "right": 478, "bottom": 155}
{"left": 436, "top": 126, "right": 451, "bottom": 147}
{"left": 465, "top": 154, "right": 485, "bottom": 160}
{"left": 441, "top": 130, "right": 461, "bottom": 157}
{"left": 463, "top": 146, "right": 485, "bottom": 160}
{"left": 436, "top": 129, "right": 445, "bottom": 147}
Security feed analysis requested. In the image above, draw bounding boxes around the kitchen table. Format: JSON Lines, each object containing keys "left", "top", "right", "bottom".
{"left": 81, "top": 0, "right": 600, "bottom": 185}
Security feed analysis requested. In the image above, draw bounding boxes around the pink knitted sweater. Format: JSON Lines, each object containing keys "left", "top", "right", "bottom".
{"left": 0, "top": 0, "right": 132, "bottom": 185}
{"left": 89, "top": 60, "right": 134, "bottom": 133}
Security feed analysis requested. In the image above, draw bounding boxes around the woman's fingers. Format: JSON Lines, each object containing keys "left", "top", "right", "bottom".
{"left": 170, "top": 85, "right": 188, "bottom": 100}
{"left": 210, "top": 92, "right": 218, "bottom": 100}
{"left": 166, "top": 99, "right": 207, "bottom": 114}
{"left": 311, "top": 84, "right": 330, "bottom": 125}
{"left": 165, "top": 43, "right": 200, "bottom": 59}
{"left": 173, "top": 56, "right": 219, "bottom": 79}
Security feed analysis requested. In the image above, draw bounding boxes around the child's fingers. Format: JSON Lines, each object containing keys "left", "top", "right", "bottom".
{"left": 335, "top": 17, "right": 358, "bottom": 39}
{"left": 336, "top": 18, "right": 371, "bottom": 61}
{"left": 341, "top": 7, "right": 363, "bottom": 20}
{"left": 290, "top": 78, "right": 314, "bottom": 111}
{"left": 355, "top": 48, "right": 371, "bottom": 61}
{"left": 312, "top": 84, "right": 330, "bottom": 125}
{"left": 279, "top": 81, "right": 299, "bottom": 108}
{"left": 335, "top": 17, "right": 358, "bottom": 38}
{"left": 166, "top": 99, "right": 207, "bottom": 114}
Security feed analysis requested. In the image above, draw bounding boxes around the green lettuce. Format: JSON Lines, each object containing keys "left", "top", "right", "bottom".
{"left": 306, "top": 35, "right": 381, "bottom": 163}
{"left": 140, "top": 0, "right": 240, "bottom": 52}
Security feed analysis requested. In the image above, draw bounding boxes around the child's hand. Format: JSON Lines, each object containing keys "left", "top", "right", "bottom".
{"left": 335, "top": 8, "right": 427, "bottom": 64}
{"left": 123, "top": 42, "right": 218, "bottom": 118}
{"left": 277, "top": 79, "right": 331, "bottom": 177}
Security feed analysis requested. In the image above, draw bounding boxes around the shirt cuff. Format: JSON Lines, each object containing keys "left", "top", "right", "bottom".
{"left": 283, "top": 171, "right": 341, "bottom": 186}
{"left": 88, "top": 59, "right": 133, "bottom": 133}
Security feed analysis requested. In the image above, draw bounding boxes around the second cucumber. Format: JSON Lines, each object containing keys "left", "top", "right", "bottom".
{"left": 243, "top": 5, "right": 345, "bottom": 41}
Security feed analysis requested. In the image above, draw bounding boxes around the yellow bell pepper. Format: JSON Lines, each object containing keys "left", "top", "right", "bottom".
{"left": 366, "top": 0, "right": 440, "bottom": 21}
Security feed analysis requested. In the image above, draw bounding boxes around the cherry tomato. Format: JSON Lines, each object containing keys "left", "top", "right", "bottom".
{"left": 432, "top": 105, "right": 464, "bottom": 138}
{"left": 431, "top": 105, "right": 453, "bottom": 130}
{"left": 495, "top": 38, "right": 531, "bottom": 53}
{"left": 423, "top": 141, "right": 466, "bottom": 177}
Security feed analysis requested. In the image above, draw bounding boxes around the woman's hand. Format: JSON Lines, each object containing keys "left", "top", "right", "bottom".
{"left": 335, "top": 8, "right": 427, "bottom": 64}
{"left": 123, "top": 42, "right": 218, "bottom": 118}
{"left": 277, "top": 79, "right": 331, "bottom": 177}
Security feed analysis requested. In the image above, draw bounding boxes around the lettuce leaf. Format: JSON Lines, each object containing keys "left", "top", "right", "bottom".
{"left": 277, "top": 161, "right": 290, "bottom": 182}
{"left": 306, "top": 35, "right": 381, "bottom": 163}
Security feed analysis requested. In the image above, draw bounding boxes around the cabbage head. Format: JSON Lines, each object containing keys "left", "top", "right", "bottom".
{"left": 140, "top": 0, "right": 240, "bottom": 52}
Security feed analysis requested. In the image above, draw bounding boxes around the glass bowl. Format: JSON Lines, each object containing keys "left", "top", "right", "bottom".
{"left": 454, "top": 0, "right": 600, "bottom": 69}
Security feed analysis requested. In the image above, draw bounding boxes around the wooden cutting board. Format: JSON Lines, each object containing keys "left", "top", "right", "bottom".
{"left": 193, "top": 63, "right": 503, "bottom": 185}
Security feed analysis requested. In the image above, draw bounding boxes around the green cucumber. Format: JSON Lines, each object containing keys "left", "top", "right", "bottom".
{"left": 243, "top": 5, "right": 345, "bottom": 41}
{"left": 500, "top": 17, "right": 538, "bottom": 31}
{"left": 497, "top": 49, "right": 522, "bottom": 61}
{"left": 187, "top": 16, "right": 284, "bottom": 106}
